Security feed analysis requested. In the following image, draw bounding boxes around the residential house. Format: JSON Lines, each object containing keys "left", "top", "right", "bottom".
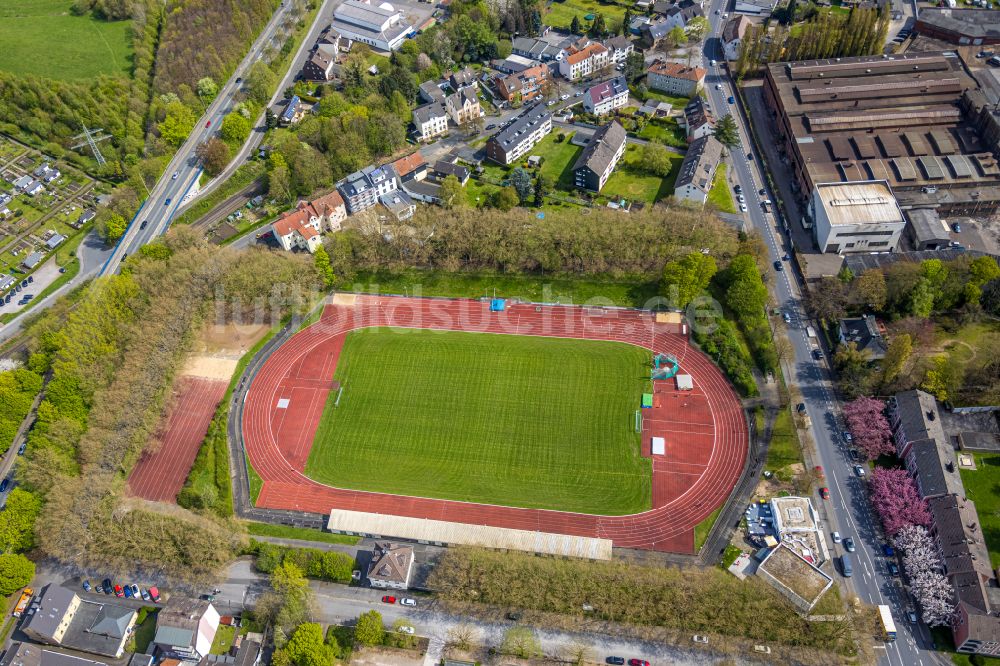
{"left": 646, "top": 61, "right": 706, "bottom": 96}
{"left": 431, "top": 160, "right": 470, "bottom": 184}
{"left": 446, "top": 87, "right": 482, "bottom": 126}
{"left": 379, "top": 190, "right": 416, "bottom": 220}
{"left": 485, "top": 104, "right": 553, "bottom": 165}
{"left": 573, "top": 121, "right": 628, "bottom": 192}
{"left": 367, "top": 542, "right": 415, "bottom": 589}
{"left": 629, "top": 15, "right": 652, "bottom": 36}
{"left": 604, "top": 35, "right": 634, "bottom": 64}
{"left": 21, "top": 251, "right": 44, "bottom": 270}
{"left": 558, "top": 43, "right": 610, "bottom": 81}
{"left": 402, "top": 179, "right": 443, "bottom": 204}
{"left": 279, "top": 96, "right": 304, "bottom": 126}
{"left": 391, "top": 151, "right": 428, "bottom": 183}
{"left": 301, "top": 31, "right": 345, "bottom": 81}
{"left": 271, "top": 191, "right": 346, "bottom": 253}
{"left": 23, "top": 180, "right": 45, "bottom": 196}
{"left": 413, "top": 103, "right": 449, "bottom": 142}
{"left": 682, "top": 97, "right": 714, "bottom": 141}
{"left": 34, "top": 164, "right": 60, "bottom": 183}
{"left": 45, "top": 233, "right": 66, "bottom": 250}
{"left": 494, "top": 64, "right": 550, "bottom": 106}
{"left": 735, "top": 0, "right": 778, "bottom": 16}
{"left": 77, "top": 208, "right": 97, "bottom": 226}
{"left": 152, "top": 598, "right": 220, "bottom": 663}
{"left": 22, "top": 585, "right": 136, "bottom": 659}
{"left": 331, "top": 0, "right": 411, "bottom": 51}
{"left": 0, "top": 642, "right": 157, "bottom": 666}
{"left": 337, "top": 164, "right": 399, "bottom": 213}
{"left": 639, "top": 17, "right": 676, "bottom": 48}
{"left": 0, "top": 274, "right": 15, "bottom": 292}
{"left": 837, "top": 315, "right": 887, "bottom": 360}
{"left": 511, "top": 36, "right": 563, "bottom": 62}
{"left": 673, "top": 135, "right": 723, "bottom": 204}
{"left": 449, "top": 67, "right": 477, "bottom": 90}
{"left": 12, "top": 175, "right": 32, "bottom": 191}
{"left": 722, "top": 15, "right": 753, "bottom": 61}
{"left": 418, "top": 80, "right": 446, "bottom": 104}
{"left": 582, "top": 76, "right": 629, "bottom": 116}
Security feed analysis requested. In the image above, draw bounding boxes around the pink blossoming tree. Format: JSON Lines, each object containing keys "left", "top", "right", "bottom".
{"left": 869, "top": 467, "right": 931, "bottom": 537}
{"left": 843, "top": 396, "right": 895, "bottom": 459}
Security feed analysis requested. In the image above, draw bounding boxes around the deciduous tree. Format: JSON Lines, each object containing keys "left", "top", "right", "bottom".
{"left": 0, "top": 553, "right": 34, "bottom": 596}
{"left": 196, "top": 138, "right": 231, "bottom": 177}
{"left": 220, "top": 113, "right": 252, "bottom": 144}
{"left": 246, "top": 61, "right": 277, "bottom": 105}
{"left": 724, "top": 254, "right": 768, "bottom": 319}
{"left": 869, "top": 468, "right": 931, "bottom": 536}
{"left": 314, "top": 246, "right": 335, "bottom": 290}
{"left": 354, "top": 610, "right": 385, "bottom": 646}
{"left": 197, "top": 77, "right": 218, "bottom": 100}
{"left": 274, "top": 623, "right": 334, "bottom": 666}
{"left": 842, "top": 396, "right": 893, "bottom": 459}
{"left": 0, "top": 489, "right": 41, "bottom": 553}
{"left": 806, "top": 276, "right": 847, "bottom": 322}
{"left": 855, "top": 269, "right": 887, "bottom": 311}
{"left": 158, "top": 101, "right": 196, "bottom": 146}
{"left": 661, "top": 251, "right": 717, "bottom": 308}
{"left": 501, "top": 627, "right": 541, "bottom": 658}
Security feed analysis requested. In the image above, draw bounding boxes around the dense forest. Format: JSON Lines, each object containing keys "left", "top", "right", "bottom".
{"left": 17, "top": 230, "right": 320, "bottom": 581}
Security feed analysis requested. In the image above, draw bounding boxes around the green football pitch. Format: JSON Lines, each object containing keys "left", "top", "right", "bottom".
{"left": 305, "top": 327, "right": 653, "bottom": 515}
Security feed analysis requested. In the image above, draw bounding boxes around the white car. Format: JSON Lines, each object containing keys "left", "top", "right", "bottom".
{"left": 547, "top": 100, "right": 556, "bottom": 106}
{"left": 739, "top": 203, "right": 748, "bottom": 212}
{"left": 737, "top": 194, "right": 745, "bottom": 203}
{"left": 715, "top": 84, "right": 723, "bottom": 90}
{"left": 832, "top": 531, "right": 842, "bottom": 544}
{"left": 172, "top": 172, "right": 179, "bottom": 180}
{"left": 400, "top": 598, "right": 416, "bottom": 607}
{"left": 398, "top": 626, "right": 415, "bottom": 635}
{"left": 560, "top": 94, "right": 569, "bottom": 101}
{"left": 854, "top": 465, "right": 866, "bottom": 477}
{"left": 574, "top": 91, "right": 583, "bottom": 96}
{"left": 710, "top": 59, "right": 717, "bottom": 67}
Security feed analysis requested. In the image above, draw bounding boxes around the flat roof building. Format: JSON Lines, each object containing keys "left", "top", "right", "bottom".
{"left": 810, "top": 180, "right": 906, "bottom": 254}
{"left": 331, "top": 0, "right": 411, "bottom": 52}
{"left": 915, "top": 9, "right": 1000, "bottom": 46}
{"left": 762, "top": 52, "right": 1000, "bottom": 217}
{"left": 769, "top": 496, "right": 827, "bottom": 564}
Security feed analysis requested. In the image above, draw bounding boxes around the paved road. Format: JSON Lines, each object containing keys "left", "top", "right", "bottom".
{"left": 703, "top": 7, "right": 940, "bottom": 666}
{"left": 98, "top": 0, "right": 330, "bottom": 276}
{"left": 0, "top": 230, "right": 112, "bottom": 348}
{"left": 216, "top": 560, "right": 735, "bottom": 666}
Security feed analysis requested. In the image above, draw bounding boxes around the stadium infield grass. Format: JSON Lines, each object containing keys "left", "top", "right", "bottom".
{"left": 306, "top": 327, "right": 653, "bottom": 515}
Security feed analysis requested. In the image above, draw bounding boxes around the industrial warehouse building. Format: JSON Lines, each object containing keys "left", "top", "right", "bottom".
{"left": 763, "top": 52, "right": 1000, "bottom": 225}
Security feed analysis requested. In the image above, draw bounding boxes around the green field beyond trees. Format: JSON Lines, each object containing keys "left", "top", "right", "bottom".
{"left": 306, "top": 328, "right": 652, "bottom": 515}
{"left": 0, "top": 1, "right": 133, "bottom": 79}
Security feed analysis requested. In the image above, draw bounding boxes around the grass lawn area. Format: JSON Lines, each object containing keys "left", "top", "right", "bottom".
{"left": 245, "top": 522, "right": 361, "bottom": 545}
{"left": 603, "top": 145, "right": 681, "bottom": 205}
{"left": 694, "top": 505, "right": 722, "bottom": 552}
{"left": 131, "top": 610, "right": 158, "bottom": 654}
{"left": 766, "top": 408, "right": 802, "bottom": 474}
{"left": 707, "top": 163, "right": 737, "bottom": 213}
{"left": 464, "top": 177, "right": 499, "bottom": 207}
{"left": 633, "top": 87, "right": 691, "bottom": 110}
{"left": 344, "top": 268, "right": 661, "bottom": 307}
{"left": 211, "top": 625, "right": 237, "bottom": 655}
{"left": 960, "top": 452, "right": 1000, "bottom": 568}
{"left": 526, "top": 133, "right": 584, "bottom": 189}
{"left": 0, "top": 0, "right": 133, "bottom": 80}
{"left": 306, "top": 328, "right": 652, "bottom": 514}
{"left": 544, "top": 0, "right": 629, "bottom": 31}
{"left": 637, "top": 118, "right": 687, "bottom": 149}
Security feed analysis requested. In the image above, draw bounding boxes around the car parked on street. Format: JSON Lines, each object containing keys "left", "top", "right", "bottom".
{"left": 114, "top": 585, "right": 124, "bottom": 597}
{"left": 832, "top": 531, "right": 841, "bottom": 544}
{"left": 727, "top": 96, "right": 735, "bottom": 104}
{"left": 854, "top": 465, "right": 866, "bottom": 477}
{"left": 606, "top": 658, "right": 625, "bottom": 665}
{"left": 844, "top": 537, "right": 856, "bottom": 552}
{"left": 398, "top": 625, "right": 415, "bottom": 635}
{"left": 82, "top": 580, "right": 91, "bottom": 592}
{"left": 628, "top": 660, "right": 649, "bottom": 666}
{"left": 382, "top": 595, "right": 397, "bottom": 604}
{"left": 820, "top": 487, "right": 830, "bottom": 500}
{"left": 400, "top": 598, "right": 416, "bottom": 607}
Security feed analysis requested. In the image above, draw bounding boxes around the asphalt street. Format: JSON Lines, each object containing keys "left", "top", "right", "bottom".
{"left": 98, "top": 0, "right": 330, "bottom": 276}
{"left": 703, "top": 6, "right": 939, "bottom": 666}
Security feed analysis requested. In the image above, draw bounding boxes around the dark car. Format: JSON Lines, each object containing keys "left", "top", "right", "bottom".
{"left": 888, "top": 563, "right": 900, "bottom": 576}
{"left": 773, "top": 260, "right": 783, "bottom": 271}
{"left": 140, "top": 220, "right": 148, "bottom": 230}
{"left": 812, "top": 348, "right": 823, "bottom": 360}
{"left": 506, "top": 611, "right": 522, "bottom": 621}
{"left": 17, "top": 442, "right": 26, "bottom": 455}
{"left": 102, "top": 578, "right": 113, "bottom": 593}
{"left": 844, "top": 537, "right": 856, "bottom": 552}
{"left": 848, "top": 449, "right": 859, "bottom": 462}
{"left": 164, "top": 198, "right": 172, "bottom": 206}
{"left": 727, "top": 96, "right": 735, "bottom": 104}
{"left": 27, "top": 275, "right": 33, "bottom": 283}
{"left": 486, "top": 124, "right": 496, "bottom": 130}
{"left": 0, "top": 478, "right": 9, "bottom": 493}
{"left": 734, "top": 184, "right": 742, "bottom": 193}
{"left": 236, "top": 77, "right": 243, "bottom": 83}
{"left": 746, "top": 153, "right": 753, "bottom": 161}
{"left": 124, "top": 586, "right": 134, "bottom": 599}
{"left": 882, "top": 544, "right": 895, "bottom": 557}
{"left": 796, "top": 402, "right": 806, "bottom": 414}
{"left": 82, "top": 580, "right": 91, "bottom": 592}
{"left": 820, "top": 487, "right": 830, "bottom": 500}
{"left": 606, "top": 658, "right": 625, "bottom": 665}
{"left": 758, "top": 188, "right": 766, "bottom": 196}
{"left": 20, "top": 279, "right": 27, "bottom": 288}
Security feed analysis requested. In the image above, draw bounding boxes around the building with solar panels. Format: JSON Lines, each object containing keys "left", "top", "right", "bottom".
{"left": 763, "top": 52, "right": 1000, "bottom": 220}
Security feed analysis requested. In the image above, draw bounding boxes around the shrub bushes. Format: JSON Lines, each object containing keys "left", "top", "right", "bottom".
{"left": 250, "top": 540, "right": 355, "bottom": 584}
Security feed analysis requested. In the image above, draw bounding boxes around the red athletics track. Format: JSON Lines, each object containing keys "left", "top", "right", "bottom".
{"left": 127, "top": 377, "right": 228, "bottom": 502}
{"left": 242, "top": 295, "right": 747, "bottom": 554}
